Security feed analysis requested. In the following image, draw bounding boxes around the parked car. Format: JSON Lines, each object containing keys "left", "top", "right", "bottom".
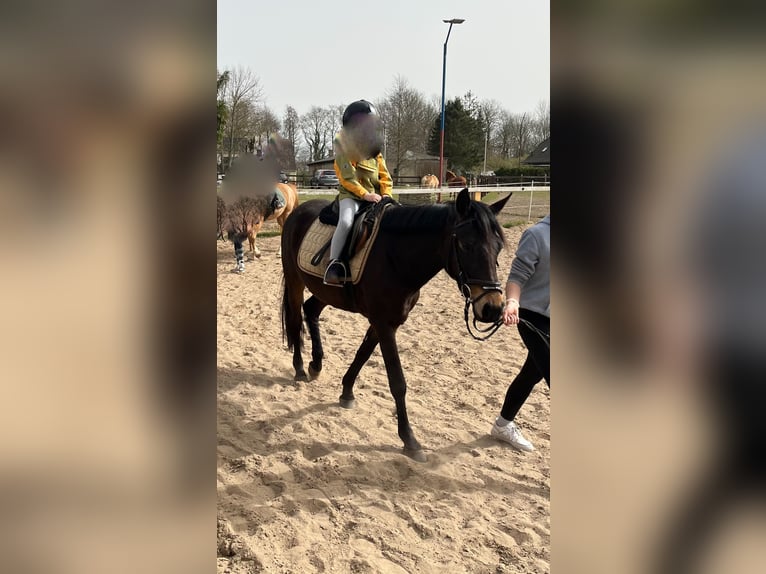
{"left": 278, "top": 171, "right": 289, "bottom": 184}
{"left": 310, "top": 169, "right": 339, "bottom": 188}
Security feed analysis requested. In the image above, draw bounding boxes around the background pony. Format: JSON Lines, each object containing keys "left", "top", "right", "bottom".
{"left": 445, "top": 170, "right": 467, "bottom": 188}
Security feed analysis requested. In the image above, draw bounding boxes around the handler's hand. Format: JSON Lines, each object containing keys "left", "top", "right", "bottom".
{"left": 363, "top": 193, "right": 381, "bottom": 203}
{"left": 502, "top": 298, "right": 519, "bottom": 326}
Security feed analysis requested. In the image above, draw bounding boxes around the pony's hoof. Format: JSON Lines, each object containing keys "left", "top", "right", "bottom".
{"left": 338, "top": 397, "right": 356, "bottom": 409}
{"left": 254, "top": 252, "right": 262, "bottom": 259}
{"left": 294, "top": 372, "right": 308, "bottom": 382}
{"left": 308, "top": 363, "right": 321, "bottom": 380}
{"left": 404, "top": 448, "right": 427, "bottom": 463}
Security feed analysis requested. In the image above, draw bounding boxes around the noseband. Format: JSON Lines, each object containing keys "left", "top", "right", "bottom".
{"left": 450, "top": 218, "right": 504, "bottom": 341}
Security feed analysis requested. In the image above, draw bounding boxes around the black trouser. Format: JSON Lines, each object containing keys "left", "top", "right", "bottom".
{"left": 500, "top": 308, "right": 550, "bottom": 421}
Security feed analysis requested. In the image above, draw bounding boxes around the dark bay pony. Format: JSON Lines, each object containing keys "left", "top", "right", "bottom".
{"left": 281, "top": 188, "right": 511, "bottom": 462}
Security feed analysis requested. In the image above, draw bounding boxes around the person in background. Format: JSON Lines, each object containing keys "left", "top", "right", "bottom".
{"left": 491, "top": 214, "right": 550, "bottom": 451}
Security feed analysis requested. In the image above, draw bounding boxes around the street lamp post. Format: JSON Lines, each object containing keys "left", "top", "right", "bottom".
{"left": 438, "top": 18, "right": 464, "bottom": 199}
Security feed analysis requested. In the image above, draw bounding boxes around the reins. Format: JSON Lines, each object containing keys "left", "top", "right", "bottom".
{"left": 519, "top": 317, "right": 550, "bottom": 349}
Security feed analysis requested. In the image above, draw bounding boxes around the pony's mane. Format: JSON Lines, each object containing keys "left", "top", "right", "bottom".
{"left": 380, "top": 200, "right": 505, "bottom": 246}
{"left": 380, "top": 203, "right": 454, "bottom": 233}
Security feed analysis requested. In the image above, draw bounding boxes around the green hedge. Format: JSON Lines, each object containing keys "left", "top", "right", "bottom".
{"left": 494, "top": 166, "right": 549, "bottom": 178}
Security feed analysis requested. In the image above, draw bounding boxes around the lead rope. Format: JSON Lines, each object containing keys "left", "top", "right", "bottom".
{"left": 519, "top": 317, "right": 550, "bottom": 350}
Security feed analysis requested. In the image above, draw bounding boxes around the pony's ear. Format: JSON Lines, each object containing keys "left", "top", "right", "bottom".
{"left": 490, "top": 192, "right": 513, "bottom": 215}
{"left": 456, "top": 188, "right": 470, "bottom": 216}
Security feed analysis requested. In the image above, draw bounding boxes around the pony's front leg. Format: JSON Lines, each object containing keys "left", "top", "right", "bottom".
{"left": 339, "top": 326, "right": 379, "bottom": 409}
{"left": 375, "top": 324, "right": 425, "bottom": 462}
{"left": 248, "top": 222, "right": 263, "bottom": 259}
{"left": 249, "top": 234, "right": 261, "bottom": 258}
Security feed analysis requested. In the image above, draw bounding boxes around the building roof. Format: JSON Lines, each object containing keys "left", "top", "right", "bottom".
{"left": 306, "top": 156, "right": 335, "bottom": 166}
{"left": 522, "top": 137, "right": 550, "bottom": 166}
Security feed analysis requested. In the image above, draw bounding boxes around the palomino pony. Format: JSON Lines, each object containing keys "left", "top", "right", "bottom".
{"left": 445, "top": 170, "right": 467, "bottom": 188}
{"left": 222, "top": 182, "right": 299, "bottom": 273}
{"left": 281, "top": 188, "right": 511, "bottom": 461}
{"left": 420, "top": 174, "right": 439, "bottom": 188}
{"left": 249, "top": 182, "right": 299, "bottom": 258}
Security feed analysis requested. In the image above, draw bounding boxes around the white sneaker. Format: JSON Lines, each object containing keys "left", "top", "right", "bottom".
{"left": 491, "top": 422, "right": 535, "bottom": 452}
{"left": 231, "top": 261, "right": 245, "bottom": 274}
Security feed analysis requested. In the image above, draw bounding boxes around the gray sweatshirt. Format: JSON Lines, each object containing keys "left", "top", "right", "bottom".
{"left": 508, "top": 215, "right": 550, "bottom": 317}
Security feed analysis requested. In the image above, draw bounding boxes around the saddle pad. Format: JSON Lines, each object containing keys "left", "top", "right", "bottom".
{"left": 297, "top": 211, "right": 387, "bottom": 284}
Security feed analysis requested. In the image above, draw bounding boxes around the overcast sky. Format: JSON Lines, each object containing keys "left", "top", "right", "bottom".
{"left": 217, "top": 0, "right": 549, "bottom": 118}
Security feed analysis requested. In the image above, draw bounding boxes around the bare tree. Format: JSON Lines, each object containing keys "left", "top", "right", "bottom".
{"left": 496, "top": 110, "right": 515, "bottom": 160}
{"left": 217, "top": 70, "right": 230, "bottom": 152}
{"left": 514, "top": 112, "right": 532, "bottom": 165}
{"left": 300, "top": 106, "right": 334, "bottom": 162}
{"left": 377, "top": 76, "right": 436, "bottom": 176}
{"left": 282, "top": 106, "right": 300, "bottom": 169}
{"left": 230, "top": 98, "right": 258, "bottom": 153}
{"left": 223, "top": 66, "right": 263, "bottom": 169}
{"left": 330, "top": 103, "right": 346, "bottom": 132}
{"left": 530, "top": 99, "right": 550, "bottom": 147}
{"left": 478, "top": 99, "right": 503, "bottom": 167}
{"left": 250, "top": 105, "right": 280, "bottom": 152}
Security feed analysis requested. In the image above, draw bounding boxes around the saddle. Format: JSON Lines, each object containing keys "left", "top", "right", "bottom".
{"left": 298, "top": 196, "right": 397, "bottom": 284}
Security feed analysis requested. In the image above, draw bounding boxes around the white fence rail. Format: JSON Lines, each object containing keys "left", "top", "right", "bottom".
{"left": 295, "top": 182, "right": 550, "bottom": 222}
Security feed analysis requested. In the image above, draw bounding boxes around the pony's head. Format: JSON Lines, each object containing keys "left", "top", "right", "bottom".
{"left": 448, "top": 189, "right": 511, "bottom": 324}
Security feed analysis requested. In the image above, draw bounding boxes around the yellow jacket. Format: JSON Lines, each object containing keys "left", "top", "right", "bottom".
{"left": 333, "top": 133, "right": 393, "bottom": 201}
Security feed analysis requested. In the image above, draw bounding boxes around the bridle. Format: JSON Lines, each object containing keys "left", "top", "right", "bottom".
{"left": 449, "top": 218, "right": 504, "bottom": 341}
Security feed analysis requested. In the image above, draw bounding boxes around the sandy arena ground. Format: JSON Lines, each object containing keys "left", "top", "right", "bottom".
{"left": 217, "top": 219, "right": 549, "bottom": 573}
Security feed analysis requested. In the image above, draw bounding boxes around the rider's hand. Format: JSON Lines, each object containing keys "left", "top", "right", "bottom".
{"left": 502, "top": 298, "right": 520, "bottom": 326}
{"left": 363, "top": 193, "right": 381, "bottom": 203}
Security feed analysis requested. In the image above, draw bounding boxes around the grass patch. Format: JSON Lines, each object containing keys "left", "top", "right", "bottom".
{"left": 296, "top": 193, "right": 335, "bottom": 203}
{"left": 481, "top": 190, "right": 550, "bottom": 204}
{"left": 258, "top": 230, "right": 282, "bottom": 238}
{"left": 502, "top": 220, "right": 528, "bottom": 228}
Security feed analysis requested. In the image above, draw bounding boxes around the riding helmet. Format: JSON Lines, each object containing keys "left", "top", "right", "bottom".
{"left": 342, "top": 100, "right": 377, "bottom": 126}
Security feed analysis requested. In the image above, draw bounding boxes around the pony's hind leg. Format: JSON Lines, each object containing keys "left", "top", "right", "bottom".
{"left": 276, "top": 215, "right": 286, "bottom": 257}
{"left": 302, "top": 296, "right": 327, "bottom": 379}
{"left": 339, "top": 326, "right": 379, "bottom": 409}
{"left": 282, "top": 277, "right": 308, "bottom": 381}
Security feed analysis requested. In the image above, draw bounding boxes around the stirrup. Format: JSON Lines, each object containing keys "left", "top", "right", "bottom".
{"left": 323, "top": 259, "right": 348, "bottom": 286}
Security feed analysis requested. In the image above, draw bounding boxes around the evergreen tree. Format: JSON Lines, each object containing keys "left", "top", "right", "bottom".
{"left": 428, "top": 97, "right": 485, "bottom": 173}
